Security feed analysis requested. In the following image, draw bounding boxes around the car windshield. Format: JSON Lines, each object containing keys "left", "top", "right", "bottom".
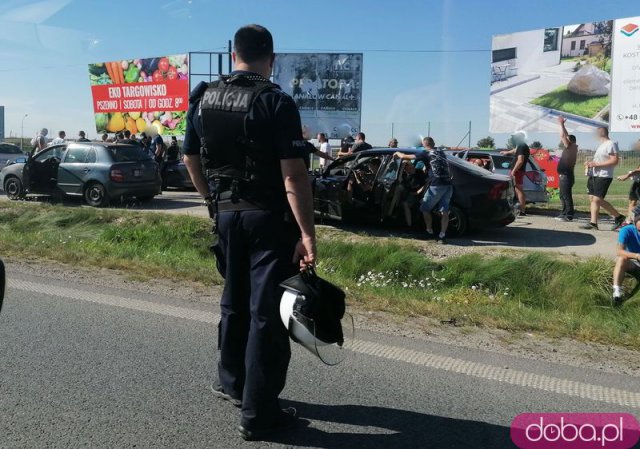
{"left": 108, "top": 146, "right": 151, "bottom": 162}
{"left": 0, "top": 144, "right": 22, "bottom": 154}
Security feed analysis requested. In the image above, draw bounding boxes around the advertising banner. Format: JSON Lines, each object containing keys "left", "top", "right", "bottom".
{"left": 273, "top": 53, "right": 363, "bottom": 139}
{"left": 610, "top": 17, "right": 640, "bottom": 132}
{"left": 88, "top": 54, "right": 189, "bottom": 136}
{"left": 490, "top": 20, "right": 613, "bottom": 134}
{"left": 530, "top": 149, "right": 559, "bottom": 189}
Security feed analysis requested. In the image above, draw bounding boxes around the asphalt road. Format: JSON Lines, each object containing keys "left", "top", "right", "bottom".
{"left": 1, "top": 266, "right": 639, "bottom": 448}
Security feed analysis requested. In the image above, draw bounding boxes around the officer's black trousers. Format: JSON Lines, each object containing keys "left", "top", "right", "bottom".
{"left": 213, "top": 209, "right": 299, "bottom": 428}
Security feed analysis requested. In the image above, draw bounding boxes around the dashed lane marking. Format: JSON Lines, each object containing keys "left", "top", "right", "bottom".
{"left": 9, "top": 279, "right": 640, "bottom": 409}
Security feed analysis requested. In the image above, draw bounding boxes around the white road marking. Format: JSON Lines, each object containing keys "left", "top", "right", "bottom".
{"left": 9, "top": 279, "right": 640, "bottom": 409}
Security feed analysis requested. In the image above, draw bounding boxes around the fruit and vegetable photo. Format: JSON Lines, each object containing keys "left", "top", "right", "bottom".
{"left": 89, "top": 54, "right": 189, "bottom": 136}
{"left": 88, "top": 55, "right": 189, "bottom": 86}
{"left": 95, "top": 111, "right": 187, "bottom": 136}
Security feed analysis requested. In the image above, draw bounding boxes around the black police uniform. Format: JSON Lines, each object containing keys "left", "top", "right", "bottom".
{"left": 183, "top": 71, "right": 305, "bottom": 430}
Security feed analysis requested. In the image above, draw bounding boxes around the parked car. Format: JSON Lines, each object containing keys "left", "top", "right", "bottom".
{"left": 0, "top": 142, "right": 26, "bottom": 167}
{"left": 313, "top": 148, "right": 515, "bottom": 236}
{"left": 163, "top": 159, "right": 194, "bottom": 189}
{"left": 455, "top": 149, "right": 548, "bottom": 203}
{"left": 0, "top": 143, "right": 161, "bottom": 207}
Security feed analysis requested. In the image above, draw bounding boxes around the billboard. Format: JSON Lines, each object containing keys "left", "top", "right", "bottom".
{"left": 610, "top": 17, "right": 640, "bottom": 132}
{"left": 88, "top": 54, "right": 189, "bottom": 136}
{"left": 490, "top": 19, "right": 617, "bottom": 134}
{"left": 273, "top": 53, "right": 363, "bottom": 139}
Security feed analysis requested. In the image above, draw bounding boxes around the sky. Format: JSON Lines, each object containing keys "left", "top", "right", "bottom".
{"left": 0, "top": 0, "right": 638, "bottom": 150}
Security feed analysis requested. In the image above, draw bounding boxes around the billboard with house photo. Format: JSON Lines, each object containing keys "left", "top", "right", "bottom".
{"left": 490, "top": 20, "right": 613, "bottom": 134}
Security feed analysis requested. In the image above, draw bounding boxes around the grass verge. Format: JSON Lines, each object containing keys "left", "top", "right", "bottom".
{"left": 531, "top": 85, "right": 609, "bottom": 119}
{"left": 1, "top": 202, "right": 638, "bottom": 348}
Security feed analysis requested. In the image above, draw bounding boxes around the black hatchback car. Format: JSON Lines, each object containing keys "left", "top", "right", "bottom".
{"left": 313, "top": 148, "right": 515, "bottom": 236}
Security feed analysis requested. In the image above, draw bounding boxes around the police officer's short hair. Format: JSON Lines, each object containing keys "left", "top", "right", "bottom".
{"left": 568, "top": 135, "right": 576, "bottom": 144}
{"left": 234, "top": 24, "right": 274, "bottom": 63}
{"left": 356, "top": 132, "right": 365, "bottom": 140}
{"left": 124, "top": 130, "right": 131, "bottom": 138}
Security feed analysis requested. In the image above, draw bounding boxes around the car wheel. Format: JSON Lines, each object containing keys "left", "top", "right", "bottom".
{"left": 4, "top": 177, "right": 24, "bottom": 200}
{"left": 84, "top": 182, "right": 109, "bottom": 207}
{"left": 447, "top": 205, "right": 468, "bottom": 237}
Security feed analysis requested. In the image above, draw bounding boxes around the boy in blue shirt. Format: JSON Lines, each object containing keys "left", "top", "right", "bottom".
{"left": 613, "top": 215, "right": 640, "bottom": 305}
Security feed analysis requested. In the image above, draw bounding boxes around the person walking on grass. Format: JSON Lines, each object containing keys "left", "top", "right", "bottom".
{"left": 612, "top": 216, "right": 640, "bottom": 306}
{"left": 500, "top": 131, "right": 529, "bottom": 216}
{"left": 556, "top": 116, "right": 578, "bottom": 222}
{"left": 581, "top": 127, "right": 625, "bottom": 231}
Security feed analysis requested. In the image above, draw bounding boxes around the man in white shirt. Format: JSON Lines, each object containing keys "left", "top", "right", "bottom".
{"left": 581, "top": 127, "right": 625, "bottom": 231}
{"left": 50, "top": 130, "right": 66, "bottom": 146}
{"left": 316, "top": 133, "right": 333, "bottom": 169}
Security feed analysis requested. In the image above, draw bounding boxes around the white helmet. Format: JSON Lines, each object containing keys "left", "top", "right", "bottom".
{"left": 279, "top": 269, "right": 353, "bottom": 365}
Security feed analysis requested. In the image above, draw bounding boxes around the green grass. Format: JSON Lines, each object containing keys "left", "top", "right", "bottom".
{"left": 1, "top": 202, "right": 639, "bottom": 348}
{"left": 531, "top": 85, "right": 609, "bottom": 119}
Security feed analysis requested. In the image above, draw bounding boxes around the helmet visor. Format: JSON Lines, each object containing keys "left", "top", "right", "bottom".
{"left": 290, "top": 311, "right": 354, "bottom": 366}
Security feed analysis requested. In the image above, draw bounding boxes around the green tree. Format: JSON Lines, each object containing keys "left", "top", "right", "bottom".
{"left": 477, "top": 136, "right": 495, "bottom": 148}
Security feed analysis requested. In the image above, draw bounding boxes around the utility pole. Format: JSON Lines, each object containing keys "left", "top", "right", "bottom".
{"left": 20, "top": 114, "right": 28, "bottom": 151}
{"left": 427, "top": 121, "right": 431, "bottom": 137}
{"left": 468, "top": 121, "right": 472, "bottom": 148}
{"left": 228, "top": 40, "right": 232, "bottom": 73}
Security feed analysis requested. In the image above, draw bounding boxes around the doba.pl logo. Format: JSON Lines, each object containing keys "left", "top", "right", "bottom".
{"left": 621, "top": 23, "right": 639, "bottom": 37}
{"left": 511, "top": 413, "right": 640, "bottom": 449}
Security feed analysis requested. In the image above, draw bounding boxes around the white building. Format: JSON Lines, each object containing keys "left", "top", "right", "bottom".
{"left": 561, "top": 22, "right": 610, "bottom": 58}
{"left": 491, "top": 27, "right": 562, "bottom": 80}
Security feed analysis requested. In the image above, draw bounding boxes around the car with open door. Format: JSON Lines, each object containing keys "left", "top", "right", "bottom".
{"left": 313, "top": 148, "right": 515, "bottom": 236}
{"left": 0, "top": 143, "right": 161, "bottom": 207}
{"left": 455, "top": 149, "right": 548, "bottom": 204}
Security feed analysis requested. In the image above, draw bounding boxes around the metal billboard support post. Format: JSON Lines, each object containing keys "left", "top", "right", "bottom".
{"left": 188, "top": 50, "right": 233, "bottom": 92}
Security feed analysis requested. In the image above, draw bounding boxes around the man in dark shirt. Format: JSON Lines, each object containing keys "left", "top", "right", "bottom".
{"left": 501, "top": 132, "right": 530, "bottom": 216}
{"left": 77, "top": 131, "right": 90, "bottom": 142}
{"left": 393, "top": 137, "right": 453, "bottom": 243}
{"left": 167, "top": 136, "right": 181, "bottom": 162}
{"left": 118, "top": 130, "right": 137, "bottom": 145}
{"left": 351, "top": 132, "right": 372, "bottom": 153}
{"left": 182, "top": 24, "right": 315, "bottom": 441}
{"left": 556, "top": 116, "right": 578, "bottom": 221}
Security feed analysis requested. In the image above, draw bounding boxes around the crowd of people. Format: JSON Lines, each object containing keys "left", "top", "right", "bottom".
{"left": 27, "top": 117, "right": 640, "bottom": 303}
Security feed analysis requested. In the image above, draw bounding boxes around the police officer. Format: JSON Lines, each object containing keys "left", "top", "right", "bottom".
{"left": 183, "top": 24, "right": 316, "bottom": 441}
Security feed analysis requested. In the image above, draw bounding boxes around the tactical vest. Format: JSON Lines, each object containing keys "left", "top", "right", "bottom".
{"left": 198, "top": 74, "right": 282, "bottom": 210}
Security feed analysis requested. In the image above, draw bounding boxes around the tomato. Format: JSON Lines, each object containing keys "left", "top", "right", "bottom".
{"left": 158, "top": 58, "right": 169, "bottom": 73}
{"left": 152, "top": 70, "right": 164, "bottom": 82}
{"left": 166, "top": 66, "right": 178, "bottom": 80}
